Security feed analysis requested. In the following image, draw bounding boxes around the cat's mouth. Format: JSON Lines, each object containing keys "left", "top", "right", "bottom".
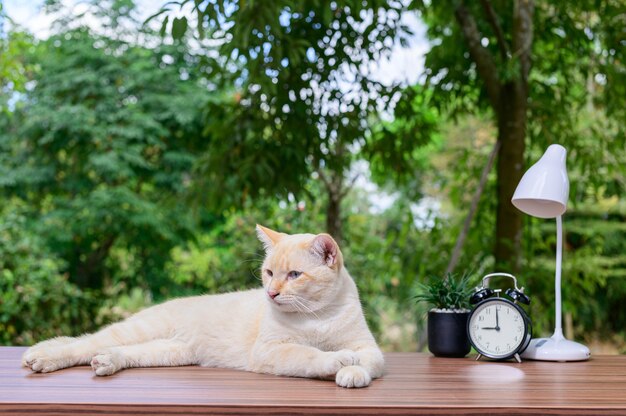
{"left": 267, "top": 292, "right": 285, "bottom": 306}
{"left": 267, "top": 294, "right": 294, "bottom": 309}
{"left": 268, "top": 294, "right": 321, "bottom": 315}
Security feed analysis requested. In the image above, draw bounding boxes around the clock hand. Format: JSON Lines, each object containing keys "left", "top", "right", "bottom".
{"left": 481, "top": 327, "right": 498, "bottom": 330}
{"left": 495, "top": 307, "right": 500, "bottom": 331}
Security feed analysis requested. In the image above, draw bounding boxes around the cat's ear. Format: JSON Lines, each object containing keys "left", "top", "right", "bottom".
{"left": 256, "top": 224, "right": 285, "bottom": 252}
{"left": 310, "top": 234, "right": 342, "bottom": 269}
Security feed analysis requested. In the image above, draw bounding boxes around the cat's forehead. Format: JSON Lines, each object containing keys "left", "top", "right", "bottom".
{"left": 265, "top": 233, "right": 316, "bottom": 269}
{"left": 282, "top": 233, "right": 316, "bottom": 245}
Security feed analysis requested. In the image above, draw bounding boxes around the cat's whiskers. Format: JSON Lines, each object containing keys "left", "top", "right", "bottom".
{"left": 275, "top": 294, "right": 304, "bottom": 317}
{"left": 289, "top": 298, "right": 307, "bottom": 318}
{"left": 239, "top": 256, "right": 264, "bottom": 269}
{"left": 277, "top": 294, "right": 312, "bottom": 319}
{"left": 291, "top": 296, "right": 325, "bottom": 347}
{"left": 240, "top": 251, "right": 265, "bottom": 280}
{"left": 292, "top": 296, "right": 321, "bottom": 321}
{"left": 250, "top": 268, "right": 263, "bottom": 281}
{"left": 242, "top": 249, "right": 265, "bottom": 258}
{"left": 294, "top": 295, "right": 316, "bottom": 312}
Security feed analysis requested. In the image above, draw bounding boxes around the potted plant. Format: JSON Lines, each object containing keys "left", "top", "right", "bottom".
{"left": 415, "top": 273, "right": 474, "bottom": 358}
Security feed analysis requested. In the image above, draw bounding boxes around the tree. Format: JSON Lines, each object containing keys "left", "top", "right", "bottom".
{"left": 0, "top": 7, "right": 36, "bottom": 115}
{"left": 0, "top": 25, "right": 210, "bottom": 292}
{"left": 0, "top": 200, "right": 94, "bottom": 345}
{"left": 411, "top": 0, "right": 626, "bottom": 270}
{"left": 155, "top": 0, "right": 420, "bottom": 242}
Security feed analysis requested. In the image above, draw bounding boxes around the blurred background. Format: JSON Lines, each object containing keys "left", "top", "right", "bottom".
{"left": 0, "top": 0, "right": 624, "bottom": 353}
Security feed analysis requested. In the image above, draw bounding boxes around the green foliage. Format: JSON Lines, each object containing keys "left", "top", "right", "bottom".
{"left": 156, "top": 0, "right": 419, "bottom": 213}
{"left": 414, "top": 273, "right": 474, "bottom": 311}
{"left": 165, "top": 213, "right": 264, "bottom": 297}
{"left": 401, "top": 0, "right": 626, "bottom": 343}
{"left": 96, "top": 286, "right": 152, "bottom": 327}
{"left": 521, "top": 198, "right": 626, "bottom": 340}
{"left": 0, "top": 25, "right": 208, "bottom": 292}
{"left": 0, "top": 201, "right": 94, "bottom": 345}
{"left": 410, "top": 0, "right": 626, "bottom": 182}
{"left": 367, "top": 86, "right": 443, "bottom": 199}
{"left": 0, "top": 0, "right": 625, "bottom": 354}
{"left": 0, "top": 26, "right": 37, "bottom": 115}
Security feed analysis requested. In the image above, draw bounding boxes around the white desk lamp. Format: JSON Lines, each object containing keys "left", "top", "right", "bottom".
{"left": 512, "top": 144, "right": 590, "bottom": 361}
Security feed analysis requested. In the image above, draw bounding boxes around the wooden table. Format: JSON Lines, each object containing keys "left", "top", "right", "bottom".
{"left": 1, "top": 347, "right": 626, "bottom": 415}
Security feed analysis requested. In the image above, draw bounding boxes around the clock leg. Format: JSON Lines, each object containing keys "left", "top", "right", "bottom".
{"left": 514, "top": 353, "right": 522, "bottom": 363}
{"left": 475, "top": 354, "right": 483, "bottom": 361}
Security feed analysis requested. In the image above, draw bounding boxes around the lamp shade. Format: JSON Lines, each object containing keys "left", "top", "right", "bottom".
{"left": 511, "top": 144, "right": 569, "bottom": 219}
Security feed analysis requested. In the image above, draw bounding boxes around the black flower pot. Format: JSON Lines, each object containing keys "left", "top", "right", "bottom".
{"left": 427, "top": 310, "right": 471, "bottom": 358}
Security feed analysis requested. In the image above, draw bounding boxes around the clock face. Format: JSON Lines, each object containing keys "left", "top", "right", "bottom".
{"left": 468, "top": 298, "right": 528, "bottom": 359}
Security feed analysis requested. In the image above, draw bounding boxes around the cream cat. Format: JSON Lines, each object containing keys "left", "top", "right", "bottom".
{"left": 22, "top": 225, "right": 384, "bottom": 388}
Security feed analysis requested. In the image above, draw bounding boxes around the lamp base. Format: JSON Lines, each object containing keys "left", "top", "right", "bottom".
{"left": 521, "top": 333, "right": 590, "bottom": 362}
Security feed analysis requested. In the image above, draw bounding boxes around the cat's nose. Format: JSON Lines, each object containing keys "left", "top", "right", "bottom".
{"left": 267, "top": 290, "right": 280, "bottom": 299}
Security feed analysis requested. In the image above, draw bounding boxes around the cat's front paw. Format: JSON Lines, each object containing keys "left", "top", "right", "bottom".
{"left": 91, "top": 352, "right": 123, "bottom": 376}
{"left": 321, "top": 349, "right": 359, "bottom": 377}
{"left": 335, "top": 365, "right": 372, "bottom": 388}
{"left": 22, "top": 347, "right": 68, "bottom": 373}
{"left": 22, "top": 338, "right": 76, "bottom": 368}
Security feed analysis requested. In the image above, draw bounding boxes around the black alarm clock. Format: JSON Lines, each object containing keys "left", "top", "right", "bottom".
{"left": 467, "top": 273, "right": 532, "bottom": 363}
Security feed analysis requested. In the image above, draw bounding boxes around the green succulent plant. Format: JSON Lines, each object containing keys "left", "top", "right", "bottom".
{"left": 414, "top": 273, "right": 474, "bottom": 311}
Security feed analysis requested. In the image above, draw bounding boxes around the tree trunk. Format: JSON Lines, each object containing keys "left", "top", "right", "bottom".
{"left": 494, "top": 81, "right": 527, "bottom": 271}
{"left": 454, "top": 0, "right": 533, "bottom": 271}
{"left": 494, "top": 0, "right": 533, "bottom": 271}
{"left": 446, "top": 140, "right": 501, "bottom": 275}
{"left": 317, "top": 142, "right": 349, "bottom": 243}
{"left": 74, "top": 236, "right": 116, "bottom": 288}
{"left": 326, "top": 190, "right": 343, "bottom": 243}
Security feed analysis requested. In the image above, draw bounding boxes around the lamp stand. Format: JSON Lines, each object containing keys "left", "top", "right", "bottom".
{"left": 521, "top": 216, "right": 591, "bottom": 361}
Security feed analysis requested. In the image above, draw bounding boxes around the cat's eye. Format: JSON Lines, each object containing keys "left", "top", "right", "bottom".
{"left": 287, "top": 270, "right": 302, "bottom": 280}
{"left": 265, "top": 269, "right": 273, "bottom": 277}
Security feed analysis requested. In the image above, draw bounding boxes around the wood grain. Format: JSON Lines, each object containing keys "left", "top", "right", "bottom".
{"left": 1, "top": 347, "right": 626, "bottom": 415}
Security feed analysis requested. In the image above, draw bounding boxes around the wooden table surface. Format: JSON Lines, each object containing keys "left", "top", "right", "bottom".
{"left": 1, "top": 347, "right": 626, "bottom": 415}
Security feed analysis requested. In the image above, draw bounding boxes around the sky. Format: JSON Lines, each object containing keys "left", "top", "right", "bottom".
{"left": 3, "top": 0, "right": 428, "bottom": 87}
